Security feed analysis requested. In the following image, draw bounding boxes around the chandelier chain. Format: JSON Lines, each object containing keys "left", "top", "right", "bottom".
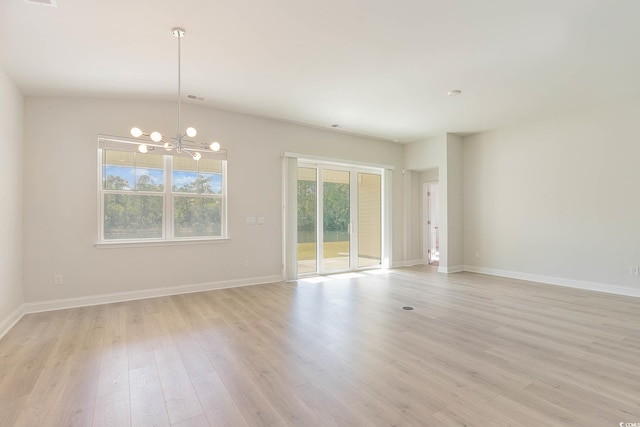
{"left": 177, "top": 28, "right": 181, "bottom": 147}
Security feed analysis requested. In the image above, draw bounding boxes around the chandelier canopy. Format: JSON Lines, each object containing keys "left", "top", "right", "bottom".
{"left": 130, "top": 28, "right": 221, "bottom": 161}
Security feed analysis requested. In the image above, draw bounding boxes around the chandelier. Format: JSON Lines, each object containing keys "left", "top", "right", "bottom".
{"left": 129, "top": 28, "right": 221, "bottom": 161}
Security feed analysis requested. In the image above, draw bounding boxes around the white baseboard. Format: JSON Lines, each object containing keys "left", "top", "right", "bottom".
{"left": 392, "top": 259, "right": 424, "bottom": 268}
{"left": 0, "top": 305, "right": 25, "bottom": 340}
{"left": 438, "top": 265, "right": 464, "bottom": 274}
{"left": 8, "top": 265, "right": 636, "bottom": 341}
{"left": 21, "top": 274, "right": 283, "bottom": 315}
{"left": 391, "top": 261, "right": 466, "bottom": 274}
{"left": 463, "top": 265, "right": 640, "bottom": 298}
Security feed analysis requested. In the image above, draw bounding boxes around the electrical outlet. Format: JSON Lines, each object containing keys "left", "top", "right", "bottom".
{"left": 243, "top": 259, "right": 249, "bottom": 268}
{"left": 632, "top": 266, "right": 640, "bottom": 276}
{"left": 54, "top": 274, "right": 63, "bottom": 285}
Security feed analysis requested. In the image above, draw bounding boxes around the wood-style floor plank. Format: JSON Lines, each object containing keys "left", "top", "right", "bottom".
{"left": 1, "top": 266, "right": 640, "bottom": 426}
{"left": 93, "top": 388, "right": 131, "bottom": 427}
{"left": 190, "top": 371, "right": 249, "bottom": 427}
{"left": 129, "top": 365, "right": 170, "bottom": 427}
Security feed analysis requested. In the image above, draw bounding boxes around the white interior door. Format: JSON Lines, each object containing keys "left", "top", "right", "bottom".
{"left": 423, "top": 182, "right": 439, "bottom": 265}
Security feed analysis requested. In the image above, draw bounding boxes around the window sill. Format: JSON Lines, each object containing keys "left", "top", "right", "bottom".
{"left": 95, "top": 238, "right": 230, "bottom": 249}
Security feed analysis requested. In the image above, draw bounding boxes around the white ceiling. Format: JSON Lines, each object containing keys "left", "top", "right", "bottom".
{"left": 2, "top": 0, "right": 639, "bottom": 142}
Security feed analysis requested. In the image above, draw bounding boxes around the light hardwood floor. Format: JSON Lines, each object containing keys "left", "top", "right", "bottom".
{"left": 1, "top": 267, "right": 639, "bottom": 426}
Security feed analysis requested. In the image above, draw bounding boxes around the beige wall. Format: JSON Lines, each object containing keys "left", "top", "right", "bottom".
{"left": 403, "top": 136, "right": 445, "bottom": 266}
{"left": 463, "top": 100, "right": 640, "bottom": 290}
{"left": 420, "top": 168, "right": 438, "bottom": 183}
{"left": 0, "top": 68, "right": 24, "bottom": 325}
{"left": 446, "top": 134, "right": 464, "bottom": 268}
{"left": 404, "top": 135, "right": 445, "bottom": 172}
{"left": 11, "top": 91, "right": 640, "bottom": 311}
{"left": 22, "top": 97, "right": 404, "bottom": 303}
{"left": 403, "top": 134, "right": 464, "bottom": 271}
{"left": 400, "top": 170, "right": 422, "bottom": 263}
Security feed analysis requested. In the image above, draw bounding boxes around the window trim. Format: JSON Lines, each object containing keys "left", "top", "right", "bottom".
{"left": 94, "top": 237, "right": 230, "bottom": 249}
{"left": 97, "top": 136, "right": 228, "bottom": 245}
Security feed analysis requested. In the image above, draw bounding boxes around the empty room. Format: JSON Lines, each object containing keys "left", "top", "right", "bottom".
{"left": 1, "top": 0, "right": 639, "bottom": 426}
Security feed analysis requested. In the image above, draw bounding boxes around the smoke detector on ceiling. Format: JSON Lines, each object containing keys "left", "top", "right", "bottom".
{"left": 24, "top": 0, "right": 57, "bottom": 7}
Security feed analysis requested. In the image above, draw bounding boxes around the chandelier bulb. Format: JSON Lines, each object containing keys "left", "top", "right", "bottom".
{"left": 186, "top": 127, "right": 197, "bottom": 138}
{"left": 163, "top": 142, "right": 172, "bottom": 151}
{"left": 193, "top": 152, "right": 202, "bottom": 161}
{"left": 130, "top": 127, "right": 143, "bottom": 138}
{"left": 150, "top": 131, "right": 162, "bottom": 142}
{"left": 210, "top": 141, "right": 221, "bottom": 152}
{"left": 138, "top": 144, "right": 149, "bottom": 154}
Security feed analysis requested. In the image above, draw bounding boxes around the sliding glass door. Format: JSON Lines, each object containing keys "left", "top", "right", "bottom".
{"left": 322, "top": 169, "right": 351, "bottom": 272}
{"left": 297, "top": 167, "right": 317, "bottom": 274}
{"left": 296, "top": 163, "right": 382, "bottom": 276}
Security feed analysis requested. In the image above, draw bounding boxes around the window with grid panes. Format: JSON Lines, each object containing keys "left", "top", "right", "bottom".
{"left": 98, "top": 136, "right": 227, "bottom": 242}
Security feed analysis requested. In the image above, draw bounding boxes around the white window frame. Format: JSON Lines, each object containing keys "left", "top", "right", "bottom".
{"left": 96, "top": 135, "right": 228, "bottom": 247}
